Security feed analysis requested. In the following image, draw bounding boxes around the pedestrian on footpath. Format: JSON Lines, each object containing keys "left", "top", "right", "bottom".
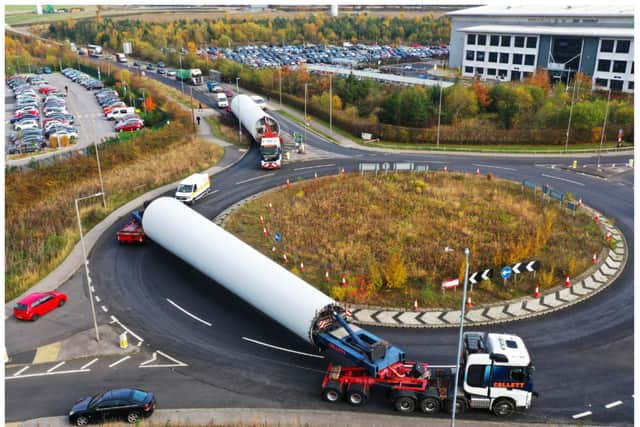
{"left": 199, "top": 102, "right": 203, "bottom": 111}
{"left": 65, "top": 85, "right": 68, "bottom": 94}
{"left": 196, "top": 116, "right": 201, "bottom": 126}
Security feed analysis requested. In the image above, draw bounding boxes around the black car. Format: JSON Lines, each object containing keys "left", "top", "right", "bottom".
{"left": 68, "top": 388, "right": 156, "bottom": 425}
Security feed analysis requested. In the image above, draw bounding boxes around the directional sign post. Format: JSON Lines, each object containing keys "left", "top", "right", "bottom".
{"left": 274, "top": 232, "right": 282, "bottom": 243}
{"left": 512, "top": 262, "right": 522, "bottom": 283}
{"left": 468, "top": 268, "right": 493, "bottom": 293}
{"left": 525, "top": 260, "right": 541, "bottom": 278}
{"left": 501, "top": 266, "right": 512, "bottom": 286}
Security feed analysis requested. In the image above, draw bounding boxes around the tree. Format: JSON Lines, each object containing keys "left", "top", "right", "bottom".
{"left": 490, "top": 85, "right": 519, "bottom": 129}
{"left": 524, "top": 70, "right": 551, "bottom": 94}
{"left": 471, "top": 80, "right": 491, "bottom": 110}
{"left": 443, "top": 83, "right": 478, "bottom": 124}
{"left": 382, "top": 251, "right": 408, "bottom": 289}
{"left": 144, "top": 96, "right": 157, "bottom": 112}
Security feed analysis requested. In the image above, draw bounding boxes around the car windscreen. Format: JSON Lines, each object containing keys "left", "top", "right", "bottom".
{"left": 15, "top": 303, "right": 28, "bottom": 310}
{"left": 131, "top": 390, "right": 149, "bottom": 402}
{"left": 177, "top": 184, "right": 194, "bottom": 193}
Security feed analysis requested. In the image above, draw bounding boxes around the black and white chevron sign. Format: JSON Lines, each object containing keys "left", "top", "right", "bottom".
{"left": 513, "top": 260, "right": 540, "bottom": 274}
{"left": 469, "top": 268, "right": 493, "bottom": 284}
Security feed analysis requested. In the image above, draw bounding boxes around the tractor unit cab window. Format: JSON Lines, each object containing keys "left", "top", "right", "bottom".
{"left": 467, "top": 365, "right": 489, "bottom": 387}
{"left": 509, "top": 367, "right": 527, "bottom": 382}
{"left": 177, "top": 184, "right": 194, "bottom": 193}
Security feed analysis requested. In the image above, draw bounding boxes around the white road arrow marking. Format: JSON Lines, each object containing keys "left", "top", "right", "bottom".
{"left": 139, "top": 350, "right": 188, "bottom": 368}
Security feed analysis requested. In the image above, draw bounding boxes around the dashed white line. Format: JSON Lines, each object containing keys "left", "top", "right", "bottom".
{"left": 293, "top": 163, "right": 336, "bottom": 171}
{"left": 166, "top": 298, "right": 212, "bottom": 327}
{"left": 572, "top": 411, "right": 592, "bottom": 419}
{"left": 80, "top": 358, "right": 99, "bottom": 370}
{"left": 236, "top": 174, "right": 272, "bottom": 185}
{"left": 241, "top": 337, "right": 325, "bottom": 359}
{"left": 108, "top": 355, "right": 131, "bottom": 368}
{"left": 109, "top": 315, "right": 144, "bottom": 346}
{"left": 605, "top": 400, "right": 623, "bottom": 409}
{"left": 47, "top": 361, "right": 66, "bottom": 373}
{"left": 94, "top": 296, "right": 101, "bottom": 303}
{"left": 541, "top": 173, "right": 585, "bottom": 186}
{"left": 101, "top": 305, "right": 108, "bottom": 312}
{"left": 6, "top": 369, "right": 91, "bottom": 380}
{"left": 13, "top": 366, "right": 29, "bottom": 376}
{"left": 472, "top": 163, "right": 517, "bottom": 171}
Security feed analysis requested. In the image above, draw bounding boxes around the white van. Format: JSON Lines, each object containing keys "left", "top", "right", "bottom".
{"left": 175, "top": 173, "right": 211, "bottom": 204}
{"left": 251, "top": 95, "right": 267, "bottom": 110}
{"left": 107, "top": 107, "right": 136, "bottom": 121}
{"left": 215, "top": 92, "right": 229, "bottom": 108}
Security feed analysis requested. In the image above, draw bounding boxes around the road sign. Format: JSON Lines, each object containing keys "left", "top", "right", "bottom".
{"left": 525, "top": 260, "right": 541, "bottom": 272}
{"left": 381, "top": 162, "right": 391, "bottom": 171}
{"left": 274, "top": 232, "right": 281, "bottom": 242}
{"left": 441, "top": 278, "right": 459, "bottom": 289}
{"left": 522, "top": 180, "right": 537, "bottom": 190}
{"left": 480, "top": 269, "right": 493, "bottom": 281}
{"left": 500, "top": 266, "right": 512, "bottom": 280}
{"left": 549, "top": 190, "right": 564, "bottom": 201}
{"left": 512, "top": 262, "right": 523, "bottom": 274}
{"left": 469, "top": 269, "right": 493, "bottom": 284}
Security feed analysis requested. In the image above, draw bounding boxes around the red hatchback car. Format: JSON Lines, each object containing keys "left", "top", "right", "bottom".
{"left": 14, "top": 291, "right": 67, "bottom": 321}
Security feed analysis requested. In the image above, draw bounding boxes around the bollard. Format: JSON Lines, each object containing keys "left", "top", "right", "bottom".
{"left": 533, "top": 286, "right": 540, "bottom": 299}
{"left": 119, "top": 332, "right": 129, "bottom": 349}
{"left": 628, "top": 159, "right": 634, "bottom": 168}
{"left": 572, "top": 160, "right": 577, "bottom": 169}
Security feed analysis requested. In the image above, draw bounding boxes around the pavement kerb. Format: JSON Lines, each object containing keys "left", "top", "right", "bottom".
{"left": 214, "top": 181, "right": 628, "bottom": 329}
{"left": 9, "top": 407, "right": 570, "bottom": 427}
{"left": 4, "top": 126, "right": 249, "bottom": 318}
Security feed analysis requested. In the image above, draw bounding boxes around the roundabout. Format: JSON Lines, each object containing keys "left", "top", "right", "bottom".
{"left": 4, "top": 70, "right": 634, "bottom": 426}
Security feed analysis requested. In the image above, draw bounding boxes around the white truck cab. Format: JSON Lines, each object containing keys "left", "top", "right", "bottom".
{"left": 461, "top": 332, "right": 536, "bottom": 416}
{"left": 175, "top": 173, "right": 211, "bottom": 204}
{"left": 215, "top": 92, "right": 229, "bottom": 108}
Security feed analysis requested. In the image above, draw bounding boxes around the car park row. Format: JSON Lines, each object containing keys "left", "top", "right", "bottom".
{"left": 61, "top": 68, "right": 145, "bottom": 133}
{"left": 6, "top": 74, "right": 77, "bottom": 154}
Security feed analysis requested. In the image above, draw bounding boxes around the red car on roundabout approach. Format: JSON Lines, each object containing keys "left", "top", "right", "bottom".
{"left": 14, "top": 291, "right": 67, "bottom": 321}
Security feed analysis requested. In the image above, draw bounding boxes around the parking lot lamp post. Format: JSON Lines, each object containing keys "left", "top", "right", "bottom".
{"left": 444, "top": 246, "right": 470, "bottom": 427}
{"left": 565, "top": 75, "right": 579, "bottom": 152}
{"left": 92, "top": 122, "right": 106, "bottom": 208}
{"left": 436, "top": 84, "right": 443, "bottom": 149}
{"left": 190, "top": 86, "right": 196, "bottom": 130}
{"left": 279, "top": 67, "right": 282, "bottom": 107}
{"left": 178, "top": 52, "right": 184, "bottom": 94}
{"left": 236, "top": 77, "right": 241, "bottom": 144}
{"left": 329, "top": 73, "right": 333, "bottom": 135}
{"left": 304, "top": 83, "right": 308, "bottom": 144}
{"left": 75, "top": 193, "right": 104, "bottom": 342}
{"left": 597, "top": 88, "right": 612, "bottom": 169}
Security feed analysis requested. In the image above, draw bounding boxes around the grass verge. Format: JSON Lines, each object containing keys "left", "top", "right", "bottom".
{"left": 224, "top": 172, "right": 604, "bottom": 309}
{"left": 205, "top": 115, "right": 250, "bottom": 148}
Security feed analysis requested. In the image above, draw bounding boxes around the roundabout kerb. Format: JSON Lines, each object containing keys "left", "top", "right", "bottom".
{"left": 215, "top": 167, "right": 628, "bottom": 329}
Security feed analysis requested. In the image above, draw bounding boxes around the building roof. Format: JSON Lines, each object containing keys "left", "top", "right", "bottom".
{"left": 305, "top": 64, "right": 454, "bottom": 88}
{"left": 448, "top": 4, "right": 633, "bottom": 18}
{"left": 460, "top": 24, "right": 634, "bottom": 38}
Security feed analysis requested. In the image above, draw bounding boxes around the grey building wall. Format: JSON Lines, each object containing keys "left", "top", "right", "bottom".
{"left": 449, "top": 19, "right": 470, "bottom": 68}
{"left": 537, "top": 35, "right": 552, "bottom": 68}
{"left": 579, "top": 37, "right": 599, "bottom": 75}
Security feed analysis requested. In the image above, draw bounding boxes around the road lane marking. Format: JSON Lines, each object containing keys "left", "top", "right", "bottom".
{"left": 94, "top": 295, "right": 101, "bottom": 303}
{"left": 13, "top": 366, "right": 29, "bottom": 376}
{"left": 108, "top": 356, "right": 131, "bottom": 368}
{"left": 166, "top": 298, "right": 212, "bottom": 327}
{"left": 605, "top": 400, "right": 623, "bottom": 409}
{"left": 572, "top": 411, "right": 592, "bottom": 419}
{"left": 101, "top": 305, "right": 108, "bottom": 312}
{"left": 6, "top": 369, "right": 91, "bottom": 380}
{"left": 47, "top": 361, "right": 65, "bottom": 372}
{"left": 236, "top": 175, "right": 272, "bottom": 185}
{"left": 80, "top": 358, "right": 99, "bottom": 370}
{"left": 541, "top": 173, "right": 585, "bottom": 186}
{"left": 33, "top": 342, "right": 61, "bottom": 364}
{"left": 109, "top": 315, "right": 144, "bottom": 346}
{"left": 293, "top": 163, "right": 336, "bottom": 171}
{"left": 241, "top": 337, "right": 325, "bottom": 359}
{"left": 139, "top": 350, "right": 188, "bottom": 368}
{"left": 472, "top": 163, "right": 517, "bottom": 171}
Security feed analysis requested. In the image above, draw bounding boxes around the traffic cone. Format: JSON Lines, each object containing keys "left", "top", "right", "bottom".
{"left": 578, "top": 198, "right": 583, "bottom": 208}
{"left": 594, "top": 213, "right": 600, "bottom": 223}
{"left": 340, "top": 277, "right": 347, "bottom": 287}
{"left": 263, "top": 227, "right": 268, "bottom": 237}
{"left": 341, "top": 167, "right": 346, "bottom": 176}
{"left": 605, "top": 231, "right": 612, "bottom": 241}
{"left": 259, "top": 215, "right": 264, "bottom": 225}
{"left": 564, "top": 276, "right": 571, "bottom": 288}
{"left": 268, "top": 202, "right": 273, "bottom": 212}
{"left": 475, "top": 167, "right": 480, "bottom": 176}
{"left": 286, "top": 178, "right": 291, "bottom": 188}
{"left": 325, "top": 271, "right": 330, "bottom": 282}
{"left": 443, "top": 165, "right": 448, "bottom": 172}
{"left": 413, "top": 299, "right": 419, "bottom": 311}
{"left": 592, "top": 253, "right": 598, "bottom": 264}
{"left": 466, "top": 296, "right": 473, "bottom": 308}
{"left": 283, "top": 253, "right": 289, "bottom": 264}
{"left": 299, "top": 260, "right": 305, "bottom": 272}
{"left": 314, "top": 172, "right": 318, "bottom": 179}
{"left": 533, "top": 285, "right": 540, "bottom": 298}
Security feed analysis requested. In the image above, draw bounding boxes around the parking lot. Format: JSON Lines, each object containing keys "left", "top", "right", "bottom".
{"left": 5, "top": 72, "right": 116, "bottom": 168}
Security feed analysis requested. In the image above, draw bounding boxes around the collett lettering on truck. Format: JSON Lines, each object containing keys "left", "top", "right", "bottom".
{"left": 492, "top": 381, "right": 526, "bottom": 388}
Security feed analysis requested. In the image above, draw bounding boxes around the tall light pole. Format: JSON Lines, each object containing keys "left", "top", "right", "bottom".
{"left": 178, "top": 52, "right": 184, "bottom": 94}
{"left": 75, "top": 192, "right": 104, "bottom": 342}
{"left": 329, "top": 73, "right": 333, "bottom": 135}
{"left": 444, "top": 246, "right": 470, "bottom": 427}
{"left": 236, "top": 77, "right": 241, "bottom": 144}
{"left": 436, "top": 85, "right": 443, "bottom": 149}
{"left": 597, "top": 88, "right": 612, "bottom": 169}
{"left": 92, "top": 121, "right": 106, "bottom": 208}
{"left": 279, "top": 67, "right": 282, "bottom": 107}
{"left": 304, "top": 82, "right": 308, "bottom": 145}
{"left": 565, "top": 74, "right": 579, "bottom": 152}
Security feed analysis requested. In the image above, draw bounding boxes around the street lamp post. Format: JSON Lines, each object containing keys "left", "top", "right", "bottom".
{"left": 178, "top": 52, "right": 184, "bottom": 94}
{"left": 329, "top": 73, "right": 333, "bottom": 135}
{"left": 279, "top": 67, "right": 283, "bottom": 107}
{"left": 75, "top": 192, "right": 104, "bottom": 342}
{"left": 436, "top": 85, "right": 443, "bottom": 149}
{"left": 445, "top": 246, "right": 470, "bottom": 427}
{"left": 597, "top": 88, "right": 612, "bottom": 169}
{"left": 92, "top": 122, "right": 106, "bottom": 208}
{"left": 236, "top": 77, "right": 242, "bottom": 144}
{"left": 304, "top": 83, "right": 308, "bottom": 145}
{"left": 565, "top": 75, "right": 579, "bottom": 152}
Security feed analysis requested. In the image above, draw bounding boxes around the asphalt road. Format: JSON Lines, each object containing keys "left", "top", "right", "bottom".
{"left": 5, "top": 61, "right": 635, "bottom": 426}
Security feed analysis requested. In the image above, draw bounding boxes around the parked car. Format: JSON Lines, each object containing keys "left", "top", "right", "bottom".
{"left": 14, "top": 291, "right": 67, "bottom": 321}
{"left": 68, "top": 388, "right": 156, "bottom": 426}
{"left": 43, "top": 66, "right": 53, "bottom": 74}
{"left": 14, "top": 120, "right": 40, "bottom": 131}
{"left": 116, "top": 119, "right": 144, "bottom": 132}
{"left": 167, "top": 69, "right": 176, "bottom": 77}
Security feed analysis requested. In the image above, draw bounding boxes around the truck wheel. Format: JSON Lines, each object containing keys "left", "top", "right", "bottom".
{"left": 322, "top": 380, "right": 342, "bottom": 403}
{"left": 419, "top": 396, "right": 440, "bottom": 414}
{"left": 347, "top": 384, "right": 368, "bottom": 406}
{"left": 394, "top": 396, "right": 416, "bottom": 413}
{"left": 492, "top": 398, "right": 515, "bottom": 416}
{"left": 446, "top": 397, "right": 467, "bottom": 415}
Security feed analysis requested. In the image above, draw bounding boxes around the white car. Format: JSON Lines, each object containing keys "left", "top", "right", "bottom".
{"left": 50, "top": 129, "right": 78, "bottom": 139}
{"left": 251, "top": 95, "right": 267, "bottom": 109}
{"left": 14, "top": 120, "right": 40, "bottom": 131}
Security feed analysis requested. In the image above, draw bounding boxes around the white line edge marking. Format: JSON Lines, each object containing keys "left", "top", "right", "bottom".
{"left": 166, "top": 298, "right": 212, "bottom": 327}
{"left": 572, "top": 411, "right": 592, "bottom": 419}
{"left": 605, "top": 400, "right": 623, "bottom": 409}
{"left": 541, "top": 173, "right": 585, "bottom": 186}
{"left": 94, "top": 296, "right": 101, "bottom": 303}
{"left": 80, "top": 358, "right": 99, "bottom": 370}
{"left": 236, "top": 174, "right": 272, "bottom": 185}
{"left": 211, "top": 189, "right": 220, "bottom": 194}
{"left": 7, "top": 369, "right": 91, "bottom": 380}
{"left": 472, "top": 163, "right": 517, "bottom": 171}
{"left": 293, "top": 163, "right": 336, "bottom": 171}
{"left": 47, "top": 361, "right": 65, "bottom": 373}
{"left": 139, "top": 350, "right": 188, "bottom": 368}
{"left": 426, "top": 365, "right": 456, "bottom": 368}
{"left": 242, "top": 337, "right": 325, "bottom": 359}
{"left": 13, "top": 366, "right": 29, "bottom": 376}
{"left": 108, "top": 355, "right": 131, "bottom": 368}
{"left": 109, "top": 315, "right": 144, "bottom": 346}
{"left": 101, "top": 305, "right": 108, "bottom": 312}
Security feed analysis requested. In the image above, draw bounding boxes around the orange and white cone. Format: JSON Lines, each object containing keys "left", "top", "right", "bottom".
{"left": 286, "top": 178, "right": 291, "bottom": 188}
{"left": 475, "top": 167, "right": 480, "bottom": 176}
{"left": 564, "top": 276, "right": 571, "bottom": 288}
{"left": 259, "top": 215, "right": 264, "bottom": 225}
{"left": 594, "top": 213, "right": 600, "bottom": 222}
{"left": 341, "top": 167, "right": 346, "bottom": 176}
{"left": 340, "top": 277, "right": 347, "bottom": 287}
{"left": 299, "top": 260, "right": 305, "bottom": 272}
{"left": 466, "top": 296, "right": 473, "bottom": 308}
{"left": 325, "top": 271, "right": 330, "bottom": 282}
{"left": 592, "top": 253, "right": 598, "bottom": 264}
{"left": 283, "top": 254, "right": 289, "bottom": 264}
{"left": 413, "top": 299, "right": 419, "bottom": 311}
{"left": 533, "top": 285, "right": 540, "bottom": 298}
{"left": 263, "top": 227, "right": 268, "bottom": 237}
{"left": 268, "top": 202, "right": 273, "bottom": 212}
{"left": 605, "top": 231, "right": 612, "bottom": 241}
{"left": 444, "top": 165, "right": 448, "bottom": 173}
{"left": 314, "top": 172, "right": 318, "bottom": 179}
{"left": 578, "top": 198, "right": 583, "bottom": 208}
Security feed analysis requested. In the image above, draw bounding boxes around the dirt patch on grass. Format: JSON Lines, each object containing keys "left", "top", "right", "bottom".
{"left": 224, "top": 173, "right": 604, "bottom": 309}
